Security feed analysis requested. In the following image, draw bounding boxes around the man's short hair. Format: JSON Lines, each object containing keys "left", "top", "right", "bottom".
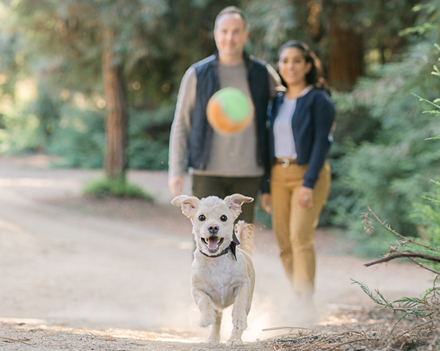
{"left": 215, "top": 6, "right": 247, "bottom": 29}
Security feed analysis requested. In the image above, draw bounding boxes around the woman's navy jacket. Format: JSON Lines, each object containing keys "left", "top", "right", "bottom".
{"left": 262, "top": 87, "right": 335, "bottom": 192}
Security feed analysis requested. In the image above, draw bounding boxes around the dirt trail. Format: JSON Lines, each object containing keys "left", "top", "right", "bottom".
{"left": 0, "top": 155, "right": 433, "bottom": 350}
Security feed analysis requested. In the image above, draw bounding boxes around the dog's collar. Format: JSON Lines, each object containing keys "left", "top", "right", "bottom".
{"left": 199, "top": 232, "right": 240, "bottom": 261}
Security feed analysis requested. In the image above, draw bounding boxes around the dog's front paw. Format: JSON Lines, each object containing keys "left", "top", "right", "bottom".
{"left": 205, "top": 337, "right": 220, "bottom": 344}
{"left": 198, "top": 310, "right": 216, "bottom": 328}
{"left": 233, "top": 312, "right": 247, "bottom": 330}
{"left": 226, "top": 337, "right": 243, "bottom": 347}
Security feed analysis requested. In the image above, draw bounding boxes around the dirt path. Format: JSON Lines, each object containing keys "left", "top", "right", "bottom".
{"left": 0, "top": 155, "right": 433, "bottom": 350}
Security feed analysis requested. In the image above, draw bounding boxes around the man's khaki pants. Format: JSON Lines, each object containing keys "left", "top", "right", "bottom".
{"left": 270, "top": 161, "right": 331, "bottom": 294}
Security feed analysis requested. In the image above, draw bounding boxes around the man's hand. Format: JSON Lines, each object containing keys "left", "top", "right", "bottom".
{"left": 168, "top": 176, "right": 184, "bottom": 197}
{"left": 260, "top": 193, "right": 271, "bottom": 214}
{"left": 298, "top": 186, "right": 313, "bottom": 211}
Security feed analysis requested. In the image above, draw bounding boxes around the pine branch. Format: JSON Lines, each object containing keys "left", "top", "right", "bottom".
{"left": 367, "top": 206, "right": 440, "bottom": 253}
{"left": 365, "top": 252, "right": 440, "bottom": 267}
{"left": 413, "top": 93, "right": 440, "bottom": 109}
{"left": 351, "top": 280, "right": 388, "bottom": 306}
{"left": 422, "top": 195, "right": 440, "bottom": 203}
{"left": 395, "top": 320, "right": 434, "bottom": 340}
{"left": 351, "top": 280, "right": 433, "bottom": 325}
{"left": 409, "top": 257, "right": 440, "bottom": 275}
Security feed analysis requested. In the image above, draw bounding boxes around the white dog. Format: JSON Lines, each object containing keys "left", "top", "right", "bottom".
{"left": 171, "top": 194, "right": 255, "bottom": 346}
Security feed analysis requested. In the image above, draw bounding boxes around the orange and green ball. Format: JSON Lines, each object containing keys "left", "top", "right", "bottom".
{"left": 206, "top": 88, "right": 253, "bottom": 135}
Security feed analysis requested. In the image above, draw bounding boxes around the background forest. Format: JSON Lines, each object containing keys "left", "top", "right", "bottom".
{"left": 0, "top": 0, "right": 440, "bottom": 256}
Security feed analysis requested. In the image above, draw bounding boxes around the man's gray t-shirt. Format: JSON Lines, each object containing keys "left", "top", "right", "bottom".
{"left": 202, "top": 62, "right": 261, "bottom": 176}
{"left": 168, "top": 61, "right": 280, "bottom": 178}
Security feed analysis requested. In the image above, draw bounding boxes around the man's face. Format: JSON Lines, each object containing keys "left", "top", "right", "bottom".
{"left": 214, "top": 14, "right": 248, "bottom": 60}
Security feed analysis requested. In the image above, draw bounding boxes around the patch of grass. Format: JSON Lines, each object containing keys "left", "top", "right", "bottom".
{"left": 83, "top": 178, "right": 154, "bottom": 200}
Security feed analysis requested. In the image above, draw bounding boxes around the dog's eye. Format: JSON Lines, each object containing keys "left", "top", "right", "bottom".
{"left": 198, "top": 214, "right": 206, "bottom": 221}
{"left": 220, "top": 215, "right": 227, "bottom": 222}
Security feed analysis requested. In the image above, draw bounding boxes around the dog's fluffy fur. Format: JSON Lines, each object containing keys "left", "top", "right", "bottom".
{"left": 171, "top": 194, "right": 255, "bottom": 346}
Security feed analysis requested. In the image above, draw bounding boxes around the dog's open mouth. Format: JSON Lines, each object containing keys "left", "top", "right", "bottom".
{"left": 201, "top": 236, "right": 224, "bottom": 252}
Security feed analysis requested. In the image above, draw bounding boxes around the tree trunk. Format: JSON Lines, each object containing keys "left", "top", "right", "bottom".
{"left": 327, "top": 5, "right": 364, "bottom": 91}
{"left": 102, "top": 29, "right": 127, "bottom": 181}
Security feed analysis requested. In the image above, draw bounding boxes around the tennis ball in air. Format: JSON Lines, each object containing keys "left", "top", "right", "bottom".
{"left": 206, "top": 88, "right": 253, "bottom": 134}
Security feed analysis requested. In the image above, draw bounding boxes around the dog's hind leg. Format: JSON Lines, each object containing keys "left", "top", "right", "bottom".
{"left": 235, "top": 221, "right": 254, "bottom": 256}
{"left": 205, "top": 310, "right": 222, "bottom": 344}
{"left": 226, "top": 326, "right": 244, "bottom": 347}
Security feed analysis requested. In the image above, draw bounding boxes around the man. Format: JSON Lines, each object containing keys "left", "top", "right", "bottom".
{"left": 168, "top": 6, "right": 280, "bottom": 224}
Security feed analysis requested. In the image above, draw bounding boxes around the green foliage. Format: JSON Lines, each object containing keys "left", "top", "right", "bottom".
{"left": 5, "top": 0, "right": 239, "bottom": 106}
{"left": 351, "top": 38, "right": 440, "bottom": 324}
{"left": 245, "top": 0, "right": 419, "bottom": 66}
{"left": 0, "top": 3, "right": 29, "bottom": 96}
{"left": 354, "top": 197, "right": 440, "bottom": 322}
{"left": 351, "top": 279, "right": 434, "bottom": 324}
{"left": 245, "top": 0, "right": 295, "bottom": 62}
{"left": 0, "top": 0, "right": 242, "bottom": 170}
{"left": 46, "top": 104, "right": 173, "bottom": 170}
{"left": 126, "top": 104, "right": 174, "bottom": 170}
{"left": 27, "top": 84, "right": 60, "bottom": 147}
{"left": 326, "top": 41, "right": 440, "bottom": 256}
{"left": 84, "top": 177, "right": 153, "bottom": 199}
{"left": 412, "top": 180, "right": 440, "bottom": 272}
{"left": 48, "top": 106, "right": 105, "bottom": 168}
{"left": 400, "top": 3, "right": 440, "bottom": 38}
{"left": 0, "top": 103, "right": 43, "bottom": 154}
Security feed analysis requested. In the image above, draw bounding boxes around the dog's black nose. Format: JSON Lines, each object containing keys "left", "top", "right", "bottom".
{"left": 208, "top": 224, "right": 219, "bottom": 235}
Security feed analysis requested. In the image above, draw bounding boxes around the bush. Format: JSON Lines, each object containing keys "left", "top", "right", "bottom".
{"left": 47, "top": 103, "right": 174, "bottom": 170}
{"left": 352, "top": 45, "right": 440, "bottom": 332}
{"left": 48, "top": 106, "right": 105, "bottom": 168}
{"left": 326, "top": 42, "right": 440, "bottom": 257}
{"left": 0, "top": 101, "right": 45, "bottom": 154}
{"left": 83, "top": 177, "right": 153, "bottom": 199}
{"left": 126, "top": 104, "right": 174, "bottom": 170}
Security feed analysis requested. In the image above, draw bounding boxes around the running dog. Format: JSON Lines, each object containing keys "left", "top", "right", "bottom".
{"left": 171, "top": 194, "right": 255, "bottom": 347}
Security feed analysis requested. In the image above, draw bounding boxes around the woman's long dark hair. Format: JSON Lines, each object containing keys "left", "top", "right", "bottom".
{"left": 278, "top": 40, "right": 329, "bottom": 93}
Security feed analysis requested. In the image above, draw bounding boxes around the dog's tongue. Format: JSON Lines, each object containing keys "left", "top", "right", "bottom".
{"left": 208, "top": 238, "right": 219, "bottom": 250}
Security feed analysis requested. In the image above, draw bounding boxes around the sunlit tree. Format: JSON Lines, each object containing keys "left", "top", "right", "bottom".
{"left": 7, "top": 0, "right": 236, "bottom": 180}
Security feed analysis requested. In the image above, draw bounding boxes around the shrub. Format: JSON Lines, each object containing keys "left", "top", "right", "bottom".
{"left": 326, "top": 42, "right": 440, "bottom": 257}
{"left": 83, "top": 177, "right": 153, "bottom": 200}
{"left": 126, "top": 104, "right": 174, "bottom": 170}
{"left": 351, "top": 48, "right": 440, "bottom": 331}
{"left": 48, "top": 106, "right": 105, "bottom": 168}
{"left": 47, "top": 103, "right": 174, "bottom": 170}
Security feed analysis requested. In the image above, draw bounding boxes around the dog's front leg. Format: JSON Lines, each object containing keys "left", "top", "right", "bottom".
{"left": 226, "top": 282, "right": 251, "bottom": 347}
{"left": 231, "top": 282, "right": 250, "bottom": 330}
{"left": 192, "top": 288, "right": 216, "bottom": 328}
{"left": 226, "top": 326, "right": 244, "bottom": 347}
{"left": 205, "top": 310, "right": 222, "bottom": 344}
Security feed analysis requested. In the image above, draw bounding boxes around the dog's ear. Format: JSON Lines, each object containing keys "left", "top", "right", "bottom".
{"left": 224, "top": 194, "right": 254, "bottom": 217}
{"left": 171, "top": 195, "right": 199, "bottom": 218}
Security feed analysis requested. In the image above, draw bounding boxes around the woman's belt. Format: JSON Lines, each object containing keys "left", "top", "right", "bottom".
{"left": 275, "top": 158, "right": 297, "bottom": 168}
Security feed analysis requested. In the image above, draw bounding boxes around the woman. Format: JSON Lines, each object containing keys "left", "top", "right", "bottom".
{"left": 261, "top": 40, "right": 335, "bottom": 304}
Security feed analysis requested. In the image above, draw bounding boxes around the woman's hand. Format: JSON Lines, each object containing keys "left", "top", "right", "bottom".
{"left": 260, "top": 193, "right": 272, "bottom": 214}
{"left": 298, "top": 186, "right": 313, "bottom": 210}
